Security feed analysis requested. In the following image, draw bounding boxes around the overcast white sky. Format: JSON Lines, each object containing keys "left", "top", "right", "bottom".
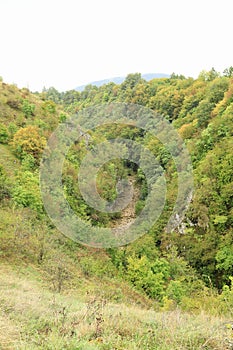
{"left": 0, "top": 0, "right": 232, "bottom": 91}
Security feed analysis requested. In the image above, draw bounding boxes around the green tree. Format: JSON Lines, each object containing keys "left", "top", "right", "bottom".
{"left": 223, "top": 66, "right": 233, "bottom": 77}
{"left": 12, "top": 170, "right": 43, "bottom": 213}
{"left": 126, "top": 255, "right": 170, "bottom": 300}
{"left": 22, "top": 99, "right": 35, "bottom": 117}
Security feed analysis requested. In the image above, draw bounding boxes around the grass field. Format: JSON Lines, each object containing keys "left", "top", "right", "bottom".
{"left": 0, "top": 144, "right": 20, "bottom": 177}
{"left": 0, "top": 264, "right": 232, "bottom": 350}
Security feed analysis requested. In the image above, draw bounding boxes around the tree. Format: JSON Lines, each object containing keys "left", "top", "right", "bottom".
{"left": 12, "top": 170, "right": 43, "bottom": 212}
{"left": 42, "top": 86, "right": 62, "bottom": 103}
{"left": 121, "top": 73, "right": 143, "bottom": 90}
{"left": 42, "top": 100, "right": 56, "bottom": 114}
{"left": 170, "top": 73, "right": 186, "bottom": 80}
{"left": 126, "top": 255, "right": 170, "bottom": 300}
{"left": 21, "top": 99, "right": 35, "bottom": 117}
{"left": 223, "top": 66, "right": 233, "bottom": 77}
{"left": 198, "top": 68, "right": 220, "bottom": 81}
{"left": 11, "top": 126, "right": 46, "bottom": 163}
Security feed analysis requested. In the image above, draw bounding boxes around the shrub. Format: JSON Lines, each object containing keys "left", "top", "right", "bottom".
{"left": 21, "top": 99, "right": 35, "bottom": 117}
{"left": 126, "top": 255, "right": 170, "bottom": 301}
{"left": 0, "top": 165, "right": 11, "bottom": 201}
{"left": 0, "top": 123, "right": 9, "bottom": 144}
{"left": 12, "top": 170, "right": 43, "bottom": 212}
{"left": 11, "top": 125, "right": 46, "bottom": 163}
{"left": 166, "top": 279, "right": 186, "bottom": 304}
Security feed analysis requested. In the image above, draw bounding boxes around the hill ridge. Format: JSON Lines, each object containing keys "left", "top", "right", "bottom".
{"left": 75, "top": 73, "right": 170, "bottom": 91}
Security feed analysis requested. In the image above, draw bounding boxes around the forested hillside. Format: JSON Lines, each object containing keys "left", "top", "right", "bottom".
{"left": 0, "top": 69, "right": 232, "bottom": 349}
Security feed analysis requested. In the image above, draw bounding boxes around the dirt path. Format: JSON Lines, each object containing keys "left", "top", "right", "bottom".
{"left": 110, "top": 176, "right": 140, "bottom": 235}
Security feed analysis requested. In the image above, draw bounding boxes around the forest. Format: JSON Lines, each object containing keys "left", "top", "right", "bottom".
{"left": 0, "top": 68, "right": 232, "bottom": 349}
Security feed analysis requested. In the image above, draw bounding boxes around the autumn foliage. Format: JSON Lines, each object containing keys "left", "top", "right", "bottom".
{"left": 12, "top": 125, "right": 46, "bottom": 162}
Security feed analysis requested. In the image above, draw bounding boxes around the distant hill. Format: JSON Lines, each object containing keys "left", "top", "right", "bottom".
{"left": 75, "top": 73, "right": 170, "bottom": 91}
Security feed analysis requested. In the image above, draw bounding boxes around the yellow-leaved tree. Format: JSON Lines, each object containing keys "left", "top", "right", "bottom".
{"left": 12, "top": 126, "right": 46, "bottom": 163}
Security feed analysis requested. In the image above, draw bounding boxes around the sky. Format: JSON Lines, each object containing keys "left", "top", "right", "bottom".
{"left": 0, "top": 0, "right": 232, "bottom": 92}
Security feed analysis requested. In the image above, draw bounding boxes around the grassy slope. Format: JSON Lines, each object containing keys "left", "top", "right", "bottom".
{"left": 0, "top": 144, "right": 20, "bottom": 177}
{"left": 0, "top": 264, "right": 232, "bottom": 350}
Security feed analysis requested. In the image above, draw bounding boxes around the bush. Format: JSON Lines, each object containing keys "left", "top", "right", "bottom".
{"left": 218, "top": 277, "right": 233, "bottom": 313}
{"left": 42, "top": 100, "right": 56, "bottom": 114}
{"left": 0, "top": 165, "right": 11, "bottom": 201}
{"left": 11, "top": 125, "right": 46, "bottom": 163}
{"left": 12, "top": 170, "right": 43, "bottom": 212}
{"left": 0, "top": 124, "right": 9, "bottom": 144}
{"left": 166, "top": 279, "right": 186, "bottom": 304}
{"left": 43, "top": 252, "right": 73, "bottom": 292}
{"left": 8, "top": 123, "right": 18, "bottom": 139}
{"left": 21, "top": 99, "right": 35, "bottom": 117}
{"left": 126, "top": 255, "right": 170, "bottom": 301}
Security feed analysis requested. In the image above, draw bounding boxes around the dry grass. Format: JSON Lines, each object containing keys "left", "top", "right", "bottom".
{"left": 0, "top": 264, "right": 232, "bottom": 349}
{"left": 0, "top": 314, "right": 21, "bottom": 350}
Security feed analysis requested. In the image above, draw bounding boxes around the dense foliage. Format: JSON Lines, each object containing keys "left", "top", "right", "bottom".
{"left": 0, "top": 68, "right": 232, "bottom": 311}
